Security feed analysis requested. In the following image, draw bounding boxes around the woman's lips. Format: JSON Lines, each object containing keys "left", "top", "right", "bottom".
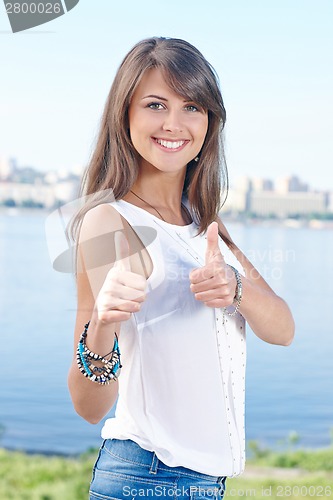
{"left": 152, "top": 137, "right": 189, "bottom": 151}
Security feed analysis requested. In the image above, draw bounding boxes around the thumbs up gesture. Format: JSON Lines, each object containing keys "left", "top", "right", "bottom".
{"left": 95, "top": 231, "right": 147, "bottom": 323}
{"left": 189, "top": 222, "right": 236, "bottom": 308}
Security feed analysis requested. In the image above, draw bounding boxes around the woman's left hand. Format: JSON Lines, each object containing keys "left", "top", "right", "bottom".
{"left": 189, "top": 222, "right": 236, "bottom": 308}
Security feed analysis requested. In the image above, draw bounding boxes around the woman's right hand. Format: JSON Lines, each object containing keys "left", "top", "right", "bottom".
{"left": 94, "top": 231, "right": 147, "bottom": 324}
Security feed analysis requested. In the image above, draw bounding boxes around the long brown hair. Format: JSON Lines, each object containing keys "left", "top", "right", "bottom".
{"left": 70, "top": 37, "right": 231, "bottom": 246}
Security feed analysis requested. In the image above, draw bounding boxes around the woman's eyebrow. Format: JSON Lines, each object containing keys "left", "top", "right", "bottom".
{"left": 141, "top": 94, "right": 168, "bottom": 101}
{"left": 141, "top": 94, "right": 195, "bottom": 103}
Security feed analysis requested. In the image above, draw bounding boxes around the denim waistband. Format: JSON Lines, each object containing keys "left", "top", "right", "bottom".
{"left": 102, "top": 438, "right": 226, "bottom": 485}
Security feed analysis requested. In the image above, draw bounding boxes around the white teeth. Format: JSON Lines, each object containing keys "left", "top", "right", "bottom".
{"left": 156, "top": 139, "right": 185, "bottom": 149}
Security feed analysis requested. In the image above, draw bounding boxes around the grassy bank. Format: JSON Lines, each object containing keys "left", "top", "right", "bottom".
{"left": 1, "top": 447, "right": 333, "bottom": 499}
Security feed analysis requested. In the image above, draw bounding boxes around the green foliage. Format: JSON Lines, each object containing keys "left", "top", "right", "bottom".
{"left": 1, "top": 444, "right": 333, "bottom": 499}
{"left": 288, "top": 431, "right": 300, "bottom": 447}
{"left": 273, "top": 448, "right": 333, "bottom": 471}
{"left": 247, "top": 445, "right": 333, "bottom": 471}
{"left": 0, "top": 448, "right": 94, "bottom": 499}
{"left": 248, "top": 440, "right": 270, "bottom": 459}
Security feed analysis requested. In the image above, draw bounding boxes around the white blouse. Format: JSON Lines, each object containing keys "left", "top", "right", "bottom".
{"left": 101, "top": 200, "right": 246, "bottom": 477}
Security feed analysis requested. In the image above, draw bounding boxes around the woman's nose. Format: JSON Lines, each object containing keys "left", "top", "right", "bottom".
{"left": 162, "top": 109, "right": 183, "bottom": 133}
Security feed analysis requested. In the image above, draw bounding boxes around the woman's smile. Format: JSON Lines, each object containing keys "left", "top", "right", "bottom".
{"left": 151, "top": 137, "right": 189, "bottom": 152}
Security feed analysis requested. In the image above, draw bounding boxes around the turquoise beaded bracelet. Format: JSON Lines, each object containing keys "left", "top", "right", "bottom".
{"left": 76, "top": 322, "right": 122, "bottom": 385}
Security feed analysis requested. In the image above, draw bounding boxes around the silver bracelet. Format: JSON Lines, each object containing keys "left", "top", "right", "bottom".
{"left": 223, "top": 265, "right": 242, "bottom": 317}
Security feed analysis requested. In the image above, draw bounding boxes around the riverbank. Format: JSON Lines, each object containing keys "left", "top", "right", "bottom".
{"left": 1, "top": 446, "right": 333, "bottom": 499}
{"left": 2, "top": 205, "right": 333, "bottom": 230}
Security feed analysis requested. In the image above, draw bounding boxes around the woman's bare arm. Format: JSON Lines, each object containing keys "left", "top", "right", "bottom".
{"left": 68, "top": 204, "right": 147, "bottom": 424}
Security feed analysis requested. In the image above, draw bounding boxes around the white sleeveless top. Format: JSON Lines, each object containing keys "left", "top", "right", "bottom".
{"left": 101, "top": 200, "right": 246, "bottom": 477}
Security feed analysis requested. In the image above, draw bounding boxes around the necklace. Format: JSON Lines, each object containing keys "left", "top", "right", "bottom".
{"left": 130, "top": 190, "right": 192, "bottom": 225}
{"left": 130, "top": 190, "right": 166, "bottom": 221}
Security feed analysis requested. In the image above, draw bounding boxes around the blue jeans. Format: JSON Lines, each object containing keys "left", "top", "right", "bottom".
{"left": 89, "top": 439, "right": 226, "bottom": 499}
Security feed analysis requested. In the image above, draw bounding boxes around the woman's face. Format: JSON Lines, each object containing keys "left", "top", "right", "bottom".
{"left": 128, "top": 68, "right": 208, "bottom": 175}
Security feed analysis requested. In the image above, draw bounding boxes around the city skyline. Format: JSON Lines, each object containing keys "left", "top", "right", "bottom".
{"left": 1, "top": 1, "right": 333, "bottom": 190}
{"left": 0, "top": 154, "right": 329, "bottom": 194}
{"left": 1, "top": 156, "right": 332, "bottom": 219}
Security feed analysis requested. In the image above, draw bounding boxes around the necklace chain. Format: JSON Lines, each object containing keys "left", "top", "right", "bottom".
{"left": 130, "top": 190, "right": 166, "bottom": 221}
{"left": 129, "top": 190, "right": 192, "bottom": 225}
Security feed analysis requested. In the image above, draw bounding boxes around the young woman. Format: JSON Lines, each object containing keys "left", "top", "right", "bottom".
{"left": 68, "top": 37, "right": 294, "bottom": 500}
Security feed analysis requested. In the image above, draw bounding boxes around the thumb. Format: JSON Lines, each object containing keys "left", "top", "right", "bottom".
{"left": 114, "top": 230, "right": 131, "bottom": 271}
{"left": 205, "top": 221, "right": 223, "bottom": 265}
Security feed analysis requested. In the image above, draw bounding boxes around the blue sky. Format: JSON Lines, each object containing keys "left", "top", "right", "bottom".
{"left": 1, "top": 0, "right": 332, "bottom": 190}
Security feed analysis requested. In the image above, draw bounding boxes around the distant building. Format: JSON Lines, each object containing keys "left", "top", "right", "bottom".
{"left": 222, "top": 174, "right": 330, "bottom": 217}
{"left": 0, "top": 179, "right": 80, "bottom": 208}
{"left": 223, "top": 187, "right": 248, "bottom": 213}
{"left": 0, "top": 182, "right": 55, "bottom": 207}
{"left": 0, "top": 156, "right": 82, "bottom": 208}
{"left": 249, "top": 191, "right": 327, "bottom": 217}
{"left": 54, "top": 180, "right": 79, "bottom": 205}
{"left": 1, "top": 159, "right": 330, "bottom": 218}
{"left": 251, "top": 177, "right": 274, "bottom": 192}
{"left": 224, "top": 176, "right": 252, "bottom": 212}
{"left": 328, "top": 192, "right": 333, "bottom": 212}
{"left": 275, "top": 175, "right": 309, "bottom": 193}
{"left": 0, "top": 157, "right": 13, "bottom": 180}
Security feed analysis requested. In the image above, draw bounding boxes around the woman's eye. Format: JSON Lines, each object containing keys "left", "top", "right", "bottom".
{"left": 147, "top": 102, "right": 164, "bottom": 110}
{"left": 184, "top": 105, "right": 199, "bottom": 112}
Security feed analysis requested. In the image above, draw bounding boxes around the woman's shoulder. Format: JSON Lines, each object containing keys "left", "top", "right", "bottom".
{"left": 80, "top": 201, "right": 152, "bottom": 280}
{"left": 80, "top": 202, "right": 126, "bottom": 240}
{"left": 83, "top": 201, "right": 119, "bottom": 221}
